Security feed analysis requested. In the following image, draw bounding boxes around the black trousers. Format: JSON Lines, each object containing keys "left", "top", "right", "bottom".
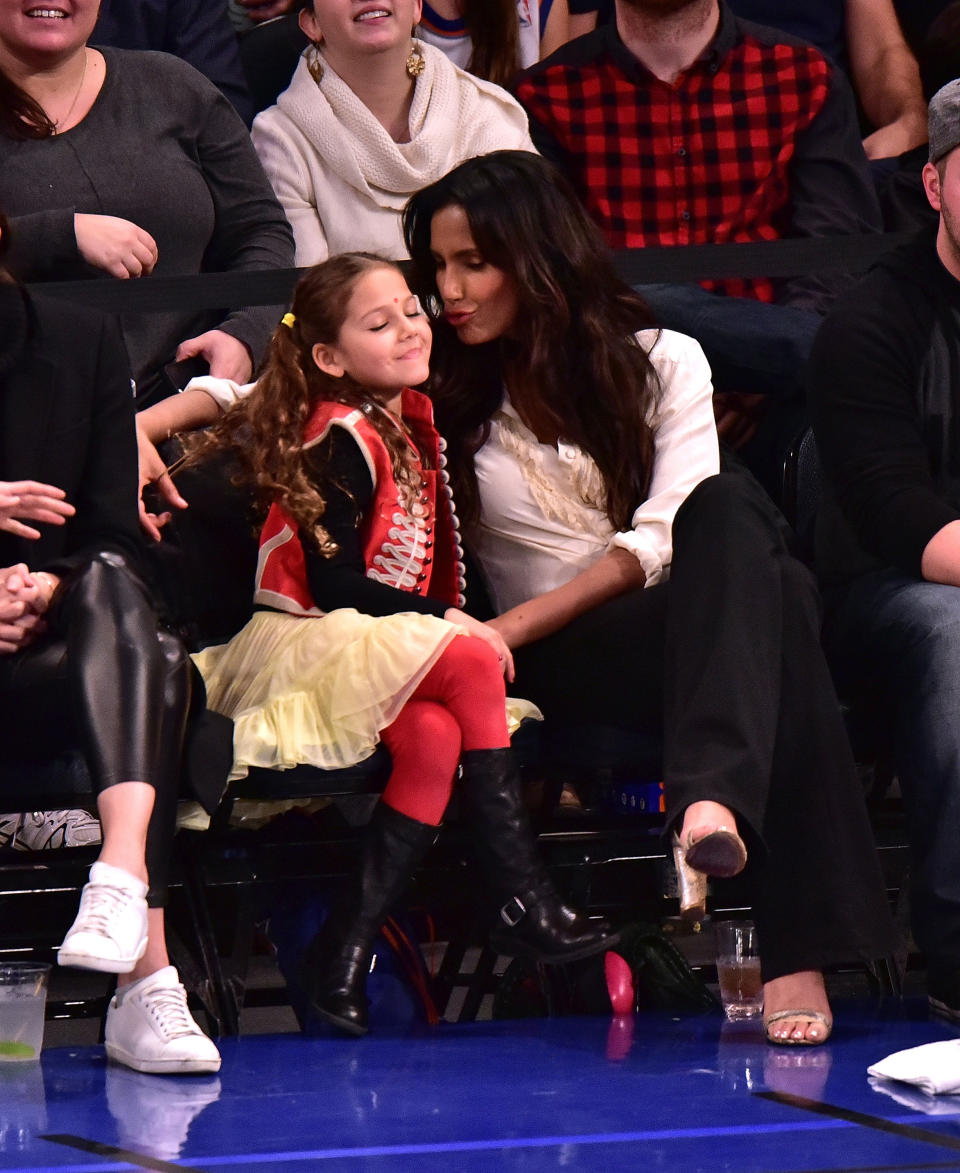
{"left": 0, "top": 552, "right": 190, "bottom": 907}
{"left": 513, "top": 471, "right": 895, "bottom": 981}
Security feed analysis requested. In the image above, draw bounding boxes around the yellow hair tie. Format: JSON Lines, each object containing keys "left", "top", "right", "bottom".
{"left": 281, "top": 312, "right": 296, "bottom": 328}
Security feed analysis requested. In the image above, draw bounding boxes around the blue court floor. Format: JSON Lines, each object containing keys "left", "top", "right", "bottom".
{"left": 3, "top": 1000, "right": 960, "bottom": 1173}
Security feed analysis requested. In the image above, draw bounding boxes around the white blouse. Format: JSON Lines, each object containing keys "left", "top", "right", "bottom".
{"left": 471, "top": 328, "right": 720, "bottom": 612}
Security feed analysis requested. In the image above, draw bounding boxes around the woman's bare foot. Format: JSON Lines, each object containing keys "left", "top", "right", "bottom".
{"left": 763, "top": 970, "right": 833, "bottom": 1045}
{"left": 680, "top": 800, "right": 738, "bottom": 844}
{"left": 679, "top": 801, "right": 747, "bottom": 878}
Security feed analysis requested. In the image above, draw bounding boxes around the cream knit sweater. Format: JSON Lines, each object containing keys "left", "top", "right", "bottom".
{"left": 251, "top": 41, "right": 535, "bottom": 265}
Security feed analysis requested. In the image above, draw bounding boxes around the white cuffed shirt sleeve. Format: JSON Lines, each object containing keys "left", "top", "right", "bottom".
{"left": 609, "top": 330, "right": 720, "bottom": 585}
{"left": 183, "top": 374, "right": 257, "bottom": 412}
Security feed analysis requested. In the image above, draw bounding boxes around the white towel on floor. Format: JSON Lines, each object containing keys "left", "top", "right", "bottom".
{"left": 869, "top": 1075, "right": 960, "bottom": 1114}
{"left": 868, "top": 1040, "right": 960, "bottom": 1095}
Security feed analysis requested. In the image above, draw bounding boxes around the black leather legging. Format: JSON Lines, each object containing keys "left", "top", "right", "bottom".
{"left": 0, "top": 552, "right": 189, "bottom": 907}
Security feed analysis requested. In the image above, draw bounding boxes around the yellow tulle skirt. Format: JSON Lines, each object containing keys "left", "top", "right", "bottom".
{"left": 193, "top": 608, "right": 542, "bottom": 786}
{"left": 193, "top": 608, "right": 460, "bottom": 781}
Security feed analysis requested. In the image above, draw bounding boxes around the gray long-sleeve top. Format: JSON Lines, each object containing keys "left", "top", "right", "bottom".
{"left": 1, "top": 47, "right": 294, "bottom": 403}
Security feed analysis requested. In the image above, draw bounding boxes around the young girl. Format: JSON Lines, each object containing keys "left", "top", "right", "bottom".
{"left": 190, "top": 253, "right": 612, "bottom": 1036}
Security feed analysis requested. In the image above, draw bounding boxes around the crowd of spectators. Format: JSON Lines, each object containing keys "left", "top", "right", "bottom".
{"left": 1, "top": 0, "right": 959, "bottom": 1079}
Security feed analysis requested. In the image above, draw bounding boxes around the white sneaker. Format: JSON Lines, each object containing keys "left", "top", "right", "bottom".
{"left": 105, "top": 1066, "right": 221, "bottom": 1159}
{"left": 16, "top": 810, "right": 102, "bottom": 851}
{"left": 57, "top": 861, "right": 148, "bottom": 973}
{"left": 105, "top": 967, "right": 222, "bottom": 1075}
{"left": 0, "top": 812, "right": 21, "bottom": 848}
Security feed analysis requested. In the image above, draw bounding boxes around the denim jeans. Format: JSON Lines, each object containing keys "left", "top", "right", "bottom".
{"left": 825, "top": 568, "right": 960, "bottom": 975}
{"left": 635, "top": 283, "right": 821, "bottom": 399}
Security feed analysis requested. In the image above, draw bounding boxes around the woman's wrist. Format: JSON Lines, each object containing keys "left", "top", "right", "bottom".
{"left": 33, "top": 570, "right": 60, "bottom": 607}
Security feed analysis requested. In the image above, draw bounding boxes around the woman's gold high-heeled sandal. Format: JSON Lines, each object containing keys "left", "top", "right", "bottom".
{"left": 683, "top": 827, "right": 747, "bottom": 879}
{"left": 671, "top": 834, "right": 708, "bottom": 921}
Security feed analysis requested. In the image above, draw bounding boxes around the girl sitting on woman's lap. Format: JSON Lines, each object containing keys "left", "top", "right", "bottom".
{"left": 190, "top": 253, "right": 613, "bottom": 1036}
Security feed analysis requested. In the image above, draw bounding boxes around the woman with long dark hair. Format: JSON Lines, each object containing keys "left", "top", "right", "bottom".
{"left": 404, "top": 150, "right": 895, "bottom": 1045}
{"left": 417, "top": 0, "right": 570, "bottom": 86}
{"left": 0, "top": 210, "right": 222, "bottom": 1075}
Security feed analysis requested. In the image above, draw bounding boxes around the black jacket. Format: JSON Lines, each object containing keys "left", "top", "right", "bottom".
{"left": 809, "top": 231, "right": 960, "bottom": 590}
{"left": 0, "top": 285, "right": 144, "bottom": 578}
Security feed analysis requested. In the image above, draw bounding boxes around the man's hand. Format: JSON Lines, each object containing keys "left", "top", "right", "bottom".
{"left": 713, "top": 391, "right": 766, "bottom": 450}
{"left": 136, "top": 420, "right": 187, "bottom": 543}
{"left": 74, "top": 214, "right": 158, "bottom": 279}
{"left": 863, "top": 114, "right": 927, "bottom": 160}
{"left": 176, "top": 330, "right": 252, "bottom": 383}
{"left": 0, "top": 480, "right": 74, "bottom": 539}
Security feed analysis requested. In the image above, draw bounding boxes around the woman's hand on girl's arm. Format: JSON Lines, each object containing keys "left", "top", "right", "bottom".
{"left": 443, "top": 608, "right": 516, "bottom": 683}
{"left": 0, "top": 481, "right": 75, "bottom": 539}
{"left": 487, "top": 547, "right": 646, "bottom": 651}
{"left": 74, "top": 214, "right": 158, "bottom": 279}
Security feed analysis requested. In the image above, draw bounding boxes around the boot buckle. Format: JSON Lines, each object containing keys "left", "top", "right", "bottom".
{"left": 499, "top": 896, "right": 527, "bottom": 928}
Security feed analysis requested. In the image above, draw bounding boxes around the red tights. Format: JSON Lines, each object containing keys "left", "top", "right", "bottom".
{"left": 380, "top": 634, "right": 508, "bottom": 826}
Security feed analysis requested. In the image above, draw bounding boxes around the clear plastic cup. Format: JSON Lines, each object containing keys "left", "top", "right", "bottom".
{"left": 716, "top": 921, "right": 763, "bottom": 1021}
{"left": 0, "top": 1061, "right": 48, "bottom": 1150}
{"left": 0, "top": 963, "right": 51, "bottom": 1062}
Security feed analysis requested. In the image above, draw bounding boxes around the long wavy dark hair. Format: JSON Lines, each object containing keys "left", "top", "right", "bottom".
{"left": 460, "top": 0, "right": 522, "bottom": 88}
{"left": 403, "top": 150, "right": 660, "bottom": 531}
{"left": 182, "top": 253, "right": 424, "bottom": 555}
{"left": 0, "top": 67, "right": 56, "bottom": 140}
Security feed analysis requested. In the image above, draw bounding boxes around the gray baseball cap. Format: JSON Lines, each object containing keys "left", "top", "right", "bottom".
{"left": 929, "top": 79, "right": 960, "bottom": 163}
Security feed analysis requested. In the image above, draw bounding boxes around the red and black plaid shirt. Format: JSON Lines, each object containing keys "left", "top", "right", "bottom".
{"left": 516, "top": 4, "right": 877, "bottom": 305}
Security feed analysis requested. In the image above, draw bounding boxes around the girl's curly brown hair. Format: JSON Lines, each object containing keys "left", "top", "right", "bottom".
{"left": 182, "top": 253, "right": 423, "bottom": 554}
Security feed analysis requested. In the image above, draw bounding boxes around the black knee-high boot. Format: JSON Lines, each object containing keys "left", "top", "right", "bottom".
{"left": 302, "top": 803, "right": 438, "bottom": 1036}
{"left": 458, "top": 748, "right": 616, "bottom": 963}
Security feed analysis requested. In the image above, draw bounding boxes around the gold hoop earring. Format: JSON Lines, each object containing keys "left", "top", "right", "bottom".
{"left": 307, "top": 41, "right": 324, "bottom": 86}
{"left": 405, "top": 42, "right": 425, "bottom": 79}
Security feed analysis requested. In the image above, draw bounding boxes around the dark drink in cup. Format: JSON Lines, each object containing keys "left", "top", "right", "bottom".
{"left": 716, "top": 922, "right": 763, "bottom": 1021}
{"left": 717, "top": 956, "right": 763, "bottom": 1019}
